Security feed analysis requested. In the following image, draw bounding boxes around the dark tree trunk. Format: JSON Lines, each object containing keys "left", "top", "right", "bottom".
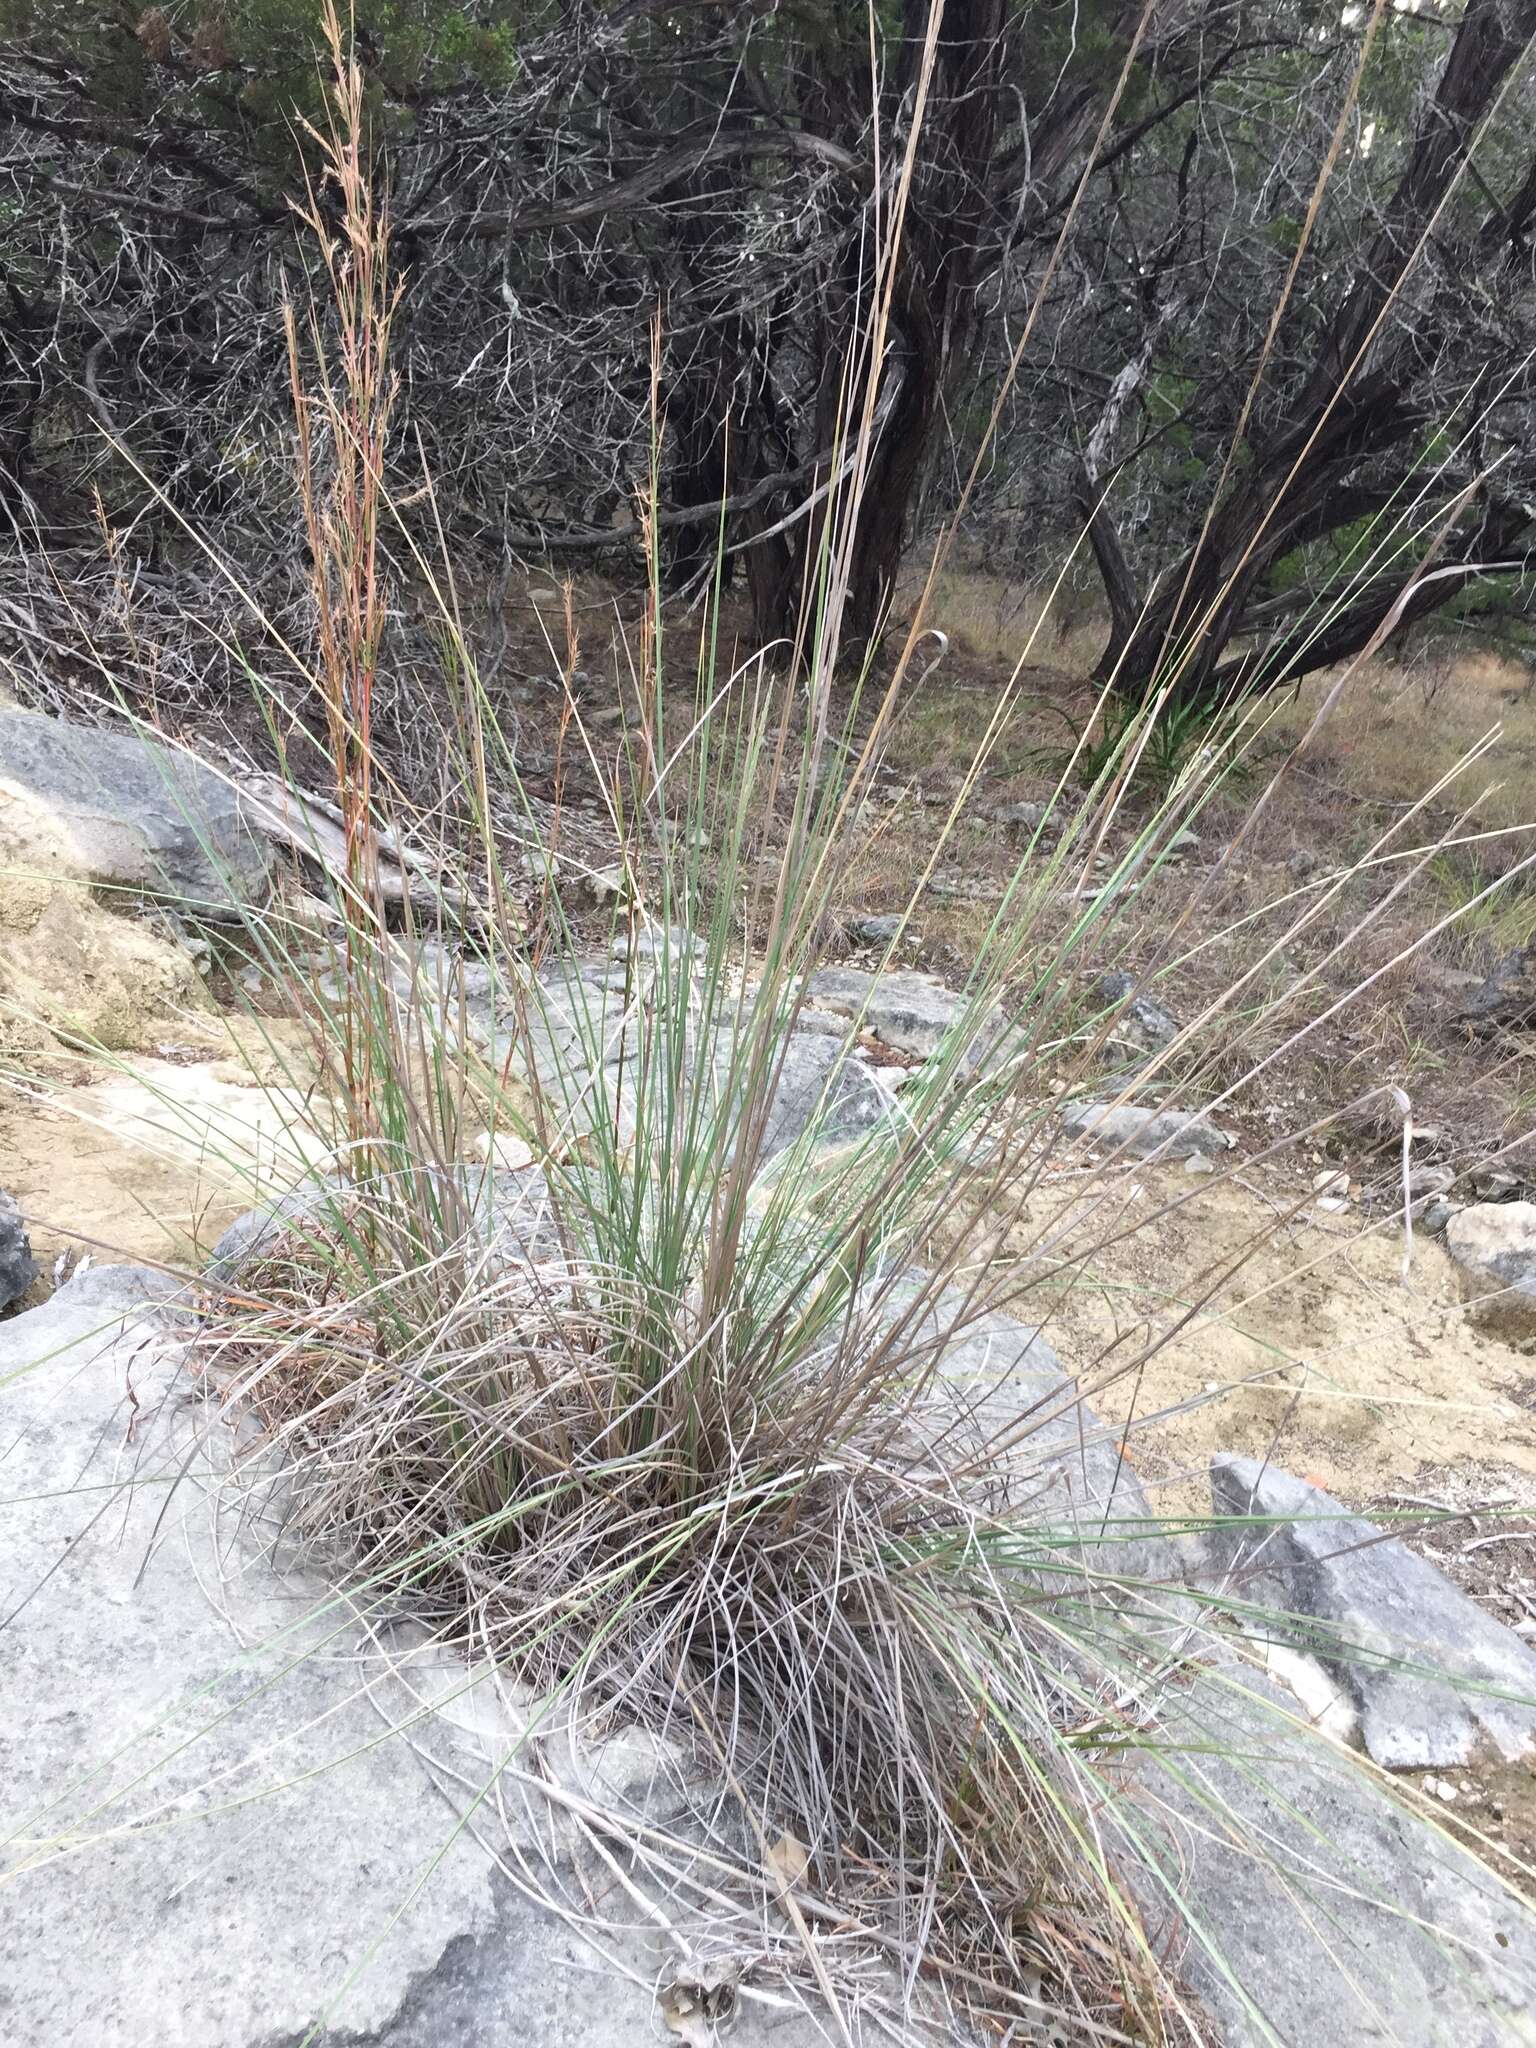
{"left": 1096, "top": 0, "right": 1536, "bottom": 704}
{"left": 847, "top": 0, "right": 1006, "bottom": 639}
{"left": 742, "top": 0, "right": 1013, "bottom": 646}
{"left": 663, "top": 373, "right": 732, "bottom": 590}
{"left": 660, "top": 163, "right": 739, "bottom": 591}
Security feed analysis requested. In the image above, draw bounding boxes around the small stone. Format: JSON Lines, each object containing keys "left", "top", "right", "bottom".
{"left": 1458, "top": 944, "right": 1536, "bottom": 1033}
{"left": 984, "top": 799, "right": 1048, "bottom": 834}
{"left": 471, "top": 1131, "right": 536, "bottom": 1172}
{"left": 847, "top": 913, "right": 904, "bottom": 948}
{"left": 1094, "top": 969, "right": 1179, "bottom": 1051}
{"left": 610, "top": 922, "right": 701, "bottom": 968}
{"left": 583, "top": 866, "right": 629, "bottom": 907}
{"left": 1445, "top": 1200, "right": 1536, "bottom": 1344}
{"left": 1361, "top": 1164, "right": 1456, "bottom": 1221}
{"left": 0, "top": 1189, "right": 37, "bottom": 1312}
{"left": 1316, "top": 1195, "right": 1350, "bottom": 1213}
{"left": 657, "top": 819, "right": 711, "bottom": 853}
{"left": 1184, "top": 1150, "right": 1216, "bottom": 1176}
{"left": 1313, "top": 1169, "right": 1349, "bottom": 1196}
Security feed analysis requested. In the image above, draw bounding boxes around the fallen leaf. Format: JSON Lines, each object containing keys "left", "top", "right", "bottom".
{"left": 659, "top": 1957, "right": 741, "bottom": 2045}
{"left": 658, "top": 1983, "right": 712, "bottom": 2047}
{"left": 764, "top": 1828, "right": 811, "bottom": 1900}
{"left": 659, "top": 1957, "right": 741, "bottom": 2039}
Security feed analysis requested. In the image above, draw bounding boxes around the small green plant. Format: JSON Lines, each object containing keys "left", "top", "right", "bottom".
{"left": 1429, "top": 850, "right": 1536, "bottom": 965}
{"left": 1042, "top": 684, "right": 1253, "bottom": 798}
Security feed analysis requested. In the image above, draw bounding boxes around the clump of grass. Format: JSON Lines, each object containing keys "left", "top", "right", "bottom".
{"left": 161, "top": 26, "right": 1238, "bottom": 2033}
{"left": 1428, "top": 849, "right": 1536, "bottom": 970}
{"left": 17, "top": 10, "right": 1536, "bottom": 2042}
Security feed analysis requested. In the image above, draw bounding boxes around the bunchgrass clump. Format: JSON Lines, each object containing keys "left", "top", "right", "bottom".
{"left": 11, "top": 12, "right": 1536, "bottom": 2042}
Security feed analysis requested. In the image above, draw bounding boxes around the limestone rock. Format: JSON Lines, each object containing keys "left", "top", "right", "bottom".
{"left": 1093, "top": 969, "right": 1180, "bottom": 1051}
{"left": 0, "top": 1186, "right": 36, "bottom": 1309}
{"left": 0, "top": 1270, "right": 513, "bottom": 2045}
{"left": 1119, "top": 1661, "right": 1536, "bottom": 2047}
{"left": 807, "top": 964, "right": 982, "bottom": 1060}
{"left": 847, "top": 912, "right": 904, "bottom": 947}
{"left": 206, "top": 1176, "right": 345, "bottom": 1281}
{"left": 610, "top": 921, "right": 702, "bottom": 968}
{"left": 582, "top": 864, "right": 629, "bottom": 906}
{"left": 1363, "top": 1162, "right": 1456, "bottom": 1217}
{"left": 745, "top": 1029, "right": 894, "bottom": 1161}
{"left": 1060, "top": 1098, "right": 1231, "bottom": 1160}
{"left": 209, "top": 1165, "right": 564, "bottom": 1285}
{"left": 471, "top": 961, "right": 896, "bottom": 1168}
{"left": 1458, "top": 945, "right": 1536, "bottom": 1033}
{"left": 1445, "top": 1199, "right": 1536, "bottom": 1343}
{"left": 1210, "top": 1453, "right": 1536, "bottom": 1768}
{"left": 0, "top": 708, "right": 274, "bottom": 919}
{"left": 0, "top": 1269, "right": 823, "bottom": 2048}
{"left": 879, "top": 1276, "right": 1189, "bottom": 1590}
{"left": 982, "top": 799, "right": 1049, "bottom": 835}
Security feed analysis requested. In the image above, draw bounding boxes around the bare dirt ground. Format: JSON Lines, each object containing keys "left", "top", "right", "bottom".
{"left": 0, "top": 1021, "right": 322, "bottom": 1277}
{"left": 1030, "top": 1164, "right": 1536, "bottom": 1508}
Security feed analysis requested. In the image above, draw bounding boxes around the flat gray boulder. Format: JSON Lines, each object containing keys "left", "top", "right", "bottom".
{"left": 0, "top": 1268, "right": 822, "bottom": 2047}
{"left": 1060, "top": 1098, "right": 1230, "bottom": 1160}
{"left": 1210, "top": 1453, "right": 1536, "bottom": 1768}
{"left": 0, "top": 708, "right": 274, "bottom": 919}
{"left": 0, "top": 1186, "right": 36, "bottom": 1309}
{"left": 807, "top": 964, "right": 965, "bottom": 1057}
{"left": 1445, "top": 1199, "right": 1536, "bottom": 1345}
{"left": 1119, "top": 1660, "right": 1536, "bottom": 2046}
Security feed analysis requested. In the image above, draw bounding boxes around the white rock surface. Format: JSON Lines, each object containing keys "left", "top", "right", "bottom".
{"left": 1210, "top": 1453, "right": 1536, "bottom": 1768}
{"left": 1445, "top": 1199, "right": 1536, "bottom": 1344}
{"left": 1060, "top": 1098, "right": 1231, "bottom": 1160}
{"left": 0, "top": 1268, "right": 821, "bottom": 2047}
